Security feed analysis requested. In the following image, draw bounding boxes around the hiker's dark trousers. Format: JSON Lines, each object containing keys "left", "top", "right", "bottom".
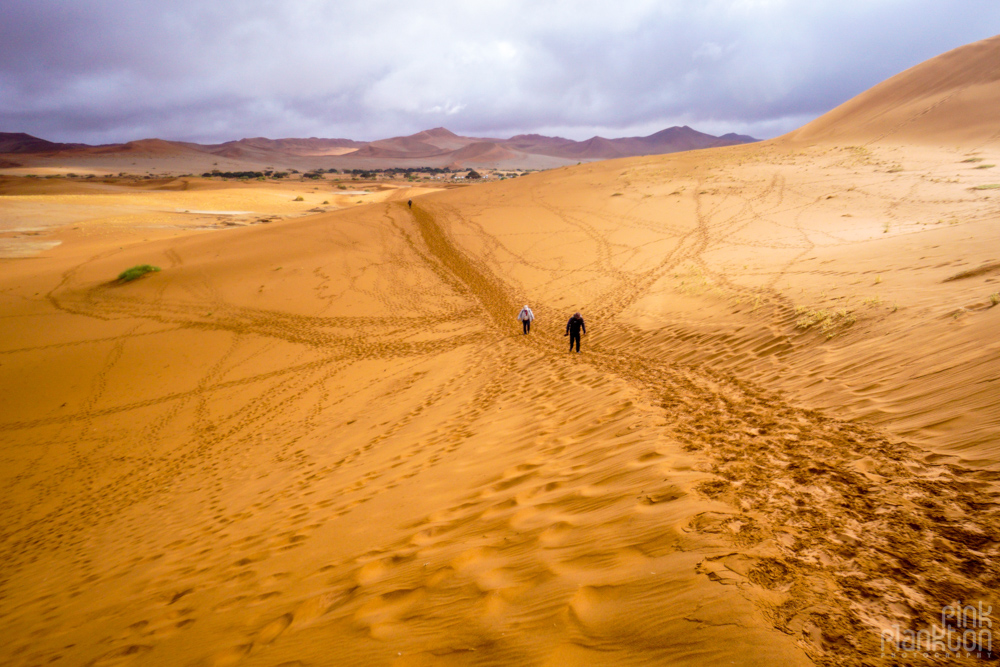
{"left": 569, "top": 332, "right": 581, "bottom": 352}
{"left": 523, "top": 320, "right": 531, "bottom": 334}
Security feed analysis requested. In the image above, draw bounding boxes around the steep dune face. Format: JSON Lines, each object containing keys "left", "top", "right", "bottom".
{"left": 2, "top": 38, "right": 1000, "bottom": 667}
{"left": 786, "top": 34, "right": 1000, "bottom": 145}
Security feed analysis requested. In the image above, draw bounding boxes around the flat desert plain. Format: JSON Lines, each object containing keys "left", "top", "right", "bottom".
{"left": 2, "top": 36, "right": 999, "bottom": 666}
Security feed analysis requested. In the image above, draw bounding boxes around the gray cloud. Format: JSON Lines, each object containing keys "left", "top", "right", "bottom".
{"left": 1, "top": 0, "right": 998, "bottom": 143}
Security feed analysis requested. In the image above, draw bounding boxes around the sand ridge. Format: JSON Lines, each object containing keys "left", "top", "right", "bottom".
{"left": 0, "top": 175, "right": 441, "bottom": 259}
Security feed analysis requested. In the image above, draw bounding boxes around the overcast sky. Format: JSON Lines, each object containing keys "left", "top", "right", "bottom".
{"left": 1, "top": 1, "right": 998, "bottom": 145}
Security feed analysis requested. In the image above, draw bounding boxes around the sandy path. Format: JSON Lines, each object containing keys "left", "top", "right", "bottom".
{"left": 434, "top": 142, "right": 1000, "bottom": 461}
{"left": 408, "top": 196, "right": 1000, "bottom": 662}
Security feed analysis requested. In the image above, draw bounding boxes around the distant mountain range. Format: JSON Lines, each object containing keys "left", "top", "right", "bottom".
{"left": 0, "top": 126, "right": 758, "bottom": 172}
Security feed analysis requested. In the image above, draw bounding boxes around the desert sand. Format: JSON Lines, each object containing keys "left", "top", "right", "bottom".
{"left": 1, "top": 36, "right": 999, "bottom": 666}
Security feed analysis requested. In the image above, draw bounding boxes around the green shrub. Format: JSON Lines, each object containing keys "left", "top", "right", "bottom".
{"left": 118, "top": 265, "right": 161, "bottom": 282}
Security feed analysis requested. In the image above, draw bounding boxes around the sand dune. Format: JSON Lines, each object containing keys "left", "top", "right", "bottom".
{"left": 2, "top": 37, "right": 1000, "bottom": 666}
{"left": 787, "top": 34, "right": 1000, "bottom": 146}
{"left": 0, "top": 175, "right": 437, "bottom": 259}
{"left": 0, "top": 132, "right": 80, "bottom": 154}
{"left": 206, "top": 138, "right": 365, "bottom": 159}
{"left": 531, "top": 126, "right": 759, "bottom": 160}
{"left": 87, "top": 139, "right": 203, "bottom": 157}
{"left": 449, "top": 141, "right": 522, "bottom": 163}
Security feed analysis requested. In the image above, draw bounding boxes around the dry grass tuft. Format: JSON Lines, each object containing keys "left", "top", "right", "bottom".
{"left": 794, "top": 307, "right": 856, "bottom": 338}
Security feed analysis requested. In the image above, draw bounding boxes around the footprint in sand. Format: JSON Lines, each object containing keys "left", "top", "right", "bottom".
{"left": 86, "top": 644, "right": 154, "bottom": 667}
{"left": 354, "top": 587, "right": 427, "bottom": 636}
{"left": 284, "top": 589, "right": 352, "bottom": 629}
{"left": 355, "top": 552, "right": 416, "bottom": 586}
{"left": 255, "top": 612, "right": 292, "bottom": 645}
{"left": 205, "top": 643, "right": 252, "bottom": 667}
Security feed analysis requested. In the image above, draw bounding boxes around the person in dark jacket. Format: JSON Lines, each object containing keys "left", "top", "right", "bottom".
{"left": 564, "top": 312, "right": 585, "bottom": 352}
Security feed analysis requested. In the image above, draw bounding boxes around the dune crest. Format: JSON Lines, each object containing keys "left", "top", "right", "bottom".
{"left": 786, "top": 34, "right": 1000, "bottom": 146}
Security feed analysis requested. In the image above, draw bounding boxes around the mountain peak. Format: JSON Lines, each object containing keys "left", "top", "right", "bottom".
{"left": 422, "top": 127, "right": 459, "bottom": 138}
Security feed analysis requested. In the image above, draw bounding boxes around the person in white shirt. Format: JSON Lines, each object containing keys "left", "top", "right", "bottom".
{"left": 517, "top": 305, "right": 535, "bottom": 335}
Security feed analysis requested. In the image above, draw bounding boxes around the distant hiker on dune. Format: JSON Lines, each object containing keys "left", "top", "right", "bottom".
{"left": 517, "top": 305, "right": 535, "bottom": 335}
{"left": 408, "top": 199, "right": 412, "bottom": 209}
{"left": 565, "top": 312, "right": 585, "bottom": 352}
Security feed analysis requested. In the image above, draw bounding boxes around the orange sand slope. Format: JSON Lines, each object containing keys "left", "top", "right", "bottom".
{"left": 2, "top": 36, "right": 1000, "bottom": 667}
{"left": 787, "top": 34, "right": 1000, "bottom": 145}
{"left": 0, "top": 175, "right": 436, "bottom": 259}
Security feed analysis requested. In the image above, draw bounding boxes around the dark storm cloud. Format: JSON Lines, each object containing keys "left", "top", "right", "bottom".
{"left": 1, "top": 0, "right": 998, "bottom": 143}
